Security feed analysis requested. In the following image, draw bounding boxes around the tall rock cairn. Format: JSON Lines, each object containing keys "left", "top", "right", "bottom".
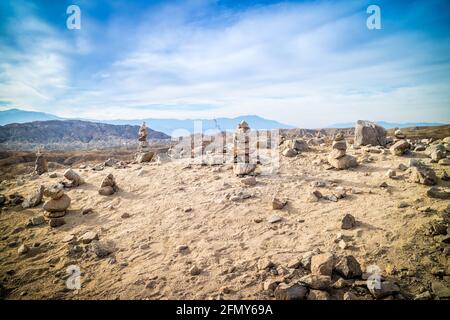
{"left": 233, "top": 120, "right": 256, "bottom": 176}
{"left": 327, "top": 133, "right": 358, "bottom": 169}
{"left": 34, "top": 148, "right": 48, "bottom": 175}
{"left": 135, "top": 122, "right": 154, "bottom": 163}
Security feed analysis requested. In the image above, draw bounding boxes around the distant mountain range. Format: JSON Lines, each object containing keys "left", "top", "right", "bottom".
{"left": 327, "top": 121, "right": 447, "bottom": 129}
{"left": 0, "top": 109, "right": 293, "bottom": 135}
{"left": 0, "top": 120, "right": 169, "bottom": 150}
{"left": 0, "top": 109, "right": 447, "bottom": 135}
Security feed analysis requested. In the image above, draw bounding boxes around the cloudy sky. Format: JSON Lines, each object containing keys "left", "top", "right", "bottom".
{"left": 0, "top": 0, "right": 449, "bottom": 127}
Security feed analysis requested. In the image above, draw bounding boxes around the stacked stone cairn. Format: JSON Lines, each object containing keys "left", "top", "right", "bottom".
{"left": 63, "top": 168, "right": 84, "bottom": 187}
{"left": 327, "top": 133, "right": 358, "bottom": 169}
{"left": 98, "top": 174, "right": 118, "bottom": 196}
{"left": 233, "top": 120, "right": 256, "bottom": 176}
{"left": 135, "top": 122, "right": 154, "bottom": 163}
{"left": 43, "top": 184, "right": 71, "bottom": 227}
{"left": 34, "top": 149, "right": 48, "bottom": 175}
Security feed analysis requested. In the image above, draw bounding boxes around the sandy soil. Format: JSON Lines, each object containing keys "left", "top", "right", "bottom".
{"left": 0, "top": 143, "right": 449, "bottom": 300}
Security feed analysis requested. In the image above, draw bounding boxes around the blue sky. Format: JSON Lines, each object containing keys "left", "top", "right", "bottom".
{"left": 0, "top": 0, "right": 449, "bottom": 127}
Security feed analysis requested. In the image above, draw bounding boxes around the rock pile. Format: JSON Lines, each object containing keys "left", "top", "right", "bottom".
{"left": 43, "top": 184, "right": 71, "bottom": 227}
{"left": 327, "top": 133, "right": 358, "bottom": 169}
{"left": 354, "top": 120, "right": 387, "bottom": 147}
{"left": 281, "top": 139, "right": 307, "bottom": 157}
{"left": 63, "top": 168, "right": 84, "bottom": 187}
{"left": 135, "top": 122, "right": 154, "bottom": 163}
{"left": 233, "top": 121, "right": 256, "bottom": 176}
{"left": 34, "top": 151, "right": 48, "bottom": 175}
{"left": 98, "top": 174, "right": 118, "bottom": 196}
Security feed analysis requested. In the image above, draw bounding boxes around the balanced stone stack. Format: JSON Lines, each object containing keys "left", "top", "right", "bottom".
{"left": 135, "top": 122, "right": 154, "bottom": 163}
{"left": 63, "top": 168, "right": 84, "bottom": 187}
{"left": 43, "top": 184, "right": 71, "bottom": 227}
{"left": 233, "top": 121, "right": 256, "bottom": 176}
{"left": 327, "top": 133, "right": 358, "bottom": 169}
{"left": 98, "top": 174, "right": 118, "bottom": 196}
{"left": 34, "top": 152, "right": 48, "bottom": 175}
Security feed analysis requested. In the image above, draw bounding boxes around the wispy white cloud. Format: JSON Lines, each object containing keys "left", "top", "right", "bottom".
{"left": 1, "top": 0, "right": 449, "bottom": 127}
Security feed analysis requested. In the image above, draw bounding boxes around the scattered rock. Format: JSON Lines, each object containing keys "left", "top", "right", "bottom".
{"left": 189, "top": 265, "right": 202, "bottom": 276}
{"left": 82, "top": 208, "right": 93, "bottom": 215}
{"left": 427, "top": 187, "right": 450, "bottom": 200}
{"left": 272, "top": 198, "right": 287, "bottom": 210}
{"left": 334, "top": 256, "right": 362, "bottom": 279}
{"left": 91, "top": 240, "right": 114, "bottom": 258}
{"left": 79, "top": 231, "right": 99, "bottom": 244}
{"left": 49, "top": 217, "right": 65, "bottom": 228}
{"left": 408, "top": 165, "right": 437, "bottom": 186}
{"left": 341, "top": 214, "right": 356, "bottom": 230}
{"left": 99, "top": 174, "right": 118, "bottom": 195}
{"left": 311, "top": 253, "right": 334, "bottom": 276}
{"left": 386, "top": 169, "right": 396, "bottom": 179}
{"left": 64, "top": 168, "right": 84, "bottom": 187}
{"left": 431, "top": 281, "right": 450, "bottom": 299}
{"left": 18, "top": 244, "right": 29, "bottom": 255}
{"left": 29, "top": 215, "right": 45, "bottom": 226}
{"left": 22, "top": 185, "right": 44, "bottom": 209}
{"left": 307, "top": 290, "right": 331, "bottom": 300}
{"left": 121, "top": 212, "right": 130, "bottom": 219}
{"left": 390, "top": 140, "right": 410, "bottom": 156}
{"left": 241, "top": 176, "right": 257, "bottom": 186}
{"left": 274, "top": 283, "right": 307, "bottom": 300}
{"left": 268, "top": 215, "right": 282, "bottom": 224}
{"left": 282, "top": 148, "right": 297, "bottom": 157}
{"left": 368, "top": 281, "right": 400, "bottom": 299}
{"left": 299, "top": 274, "right": 332, "bottom": 290}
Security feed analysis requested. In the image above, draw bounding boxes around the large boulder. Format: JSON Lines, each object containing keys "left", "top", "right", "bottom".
{"left": 354, "top": 120, "right": 387, "bottom": 147}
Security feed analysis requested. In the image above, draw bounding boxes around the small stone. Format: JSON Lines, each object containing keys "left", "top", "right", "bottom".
{"left": 121, "top": 212, "right": 130, "bottom": 219}
{"left": 263, "top": 279, "right": 280, "bottom": 291}
{"left": 241, "top": 176, "right": 257, "bottom": 186}
{"left": 18, "top": 244, "right": 29, "bottom": 255}
{"left": 63, "top": 169, "right": 84, "bottom": 186}
{"left": 63, "top": 234, "right": 76, "bottom": 243}
{"left": 82, "top": 208, "right": 93, "bottom": 215}
{"left": 427, "top": 187, "right": 450, "bottom": 200}
{"left": 79, "top": 231, "right": 98, "bottom": 244}
{"left": 307, "top": 290, "right": 331, "bottom": 300}
{"left": 30, "top": 215, "right": 45, "bottom": 226}
{"left": 98, "top": 186, "right": 115, "bottom": 196}
{"left": 368, "top": 281, "right": 400, "bottom": 299}
{"left": 282, "top": 148, "right": 297, "bottom": 157}
{"left": 189, "top": 265, "right": 201, "bottom": 276}
{"left": 49, "top": 172, "right": 58, "bottom": 178}
{"left": 299, "top": 274, "right": 332, "bottom": 290}
{"left": 386, "top": 169, "right": 396, "bottom": 179}
{"left": 398, "top": 201, "right": 409, "bottom": 208}
{"left": 274, "top": 283, "right": 307, "bottom": 300}
{"left": 341, "top": 214, "right": 356, "bottom": 230}
{"left": 379, "top": 182, "right": 388, "bottom": 188}
{"left": 49, "top": 217, "right": 65, "bottom": 228}
{"left": 334, "top": 256, "right": 362, "bottom": 279}
{"left": 311, "top": 253, "right": 334, "bottom": 276}
{"left": 272, "top": 198, "right": 287, "bottom": 210}
{"left": 268, "top": 215, "right": 282, "bottom": 224}
{"left": 257, "top": 258, "right": 275, "bottom": 270}
{"left": 176, "top": 245, "right": 189, "bottom": 252}
{"left": 431, "top": 281, "right": 450, "bottom": 298}
{"left": 91, "top": 240, "right": 114, "bottom": 258}
{"left": 414, "top": 291, "right": 432, "bottom": 300}
{"left": 43, "top": 184, "right": 64, "bottom": 200}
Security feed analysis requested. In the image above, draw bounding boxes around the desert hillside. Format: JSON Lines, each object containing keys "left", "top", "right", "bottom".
{"left": 0, "top": 124, "right": 449, "bottom": 300}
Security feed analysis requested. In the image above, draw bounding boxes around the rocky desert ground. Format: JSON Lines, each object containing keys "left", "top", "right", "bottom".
{"left": 0, "top": 122, "right": 449, "bottom": 300}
